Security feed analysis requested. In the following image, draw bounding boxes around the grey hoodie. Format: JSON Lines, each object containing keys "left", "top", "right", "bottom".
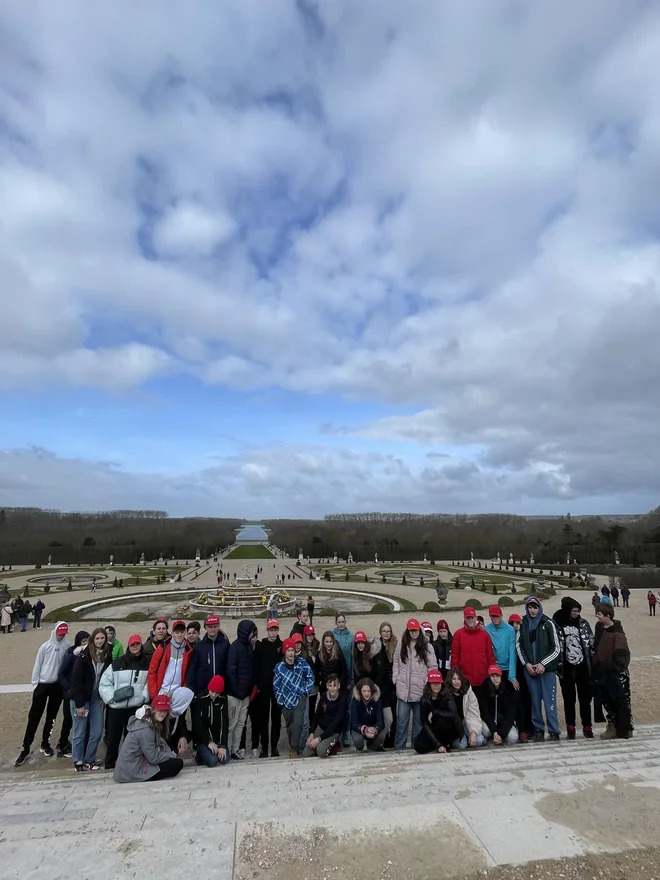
{"left": 31, "top": 621, "right": 71, "bottom": 685}
{"left": 113, "top": 715, "right": 175, "bottom": 783}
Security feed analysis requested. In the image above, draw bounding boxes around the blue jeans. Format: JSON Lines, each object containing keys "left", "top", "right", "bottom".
{"left": 196, "top": 743, "right": 230, "bottom": 767}
{"left": 394, "top": 699, "right": 421, "bottom": 749}
{"left": 20, "top": 616, "right": 28, "bottom": 632}
{"left": 71, "top": 697, "right": 104, "bottom": 764}
{"left": 455, "top": 722, "right": 486, "bottom": 749}
{"left": 524, "top": 670, "right": 559, "bottom": 735}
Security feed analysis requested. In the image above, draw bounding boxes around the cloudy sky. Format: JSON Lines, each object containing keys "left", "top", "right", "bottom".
{"left": 1, "top": 0, "right": 659, "bottom": 518}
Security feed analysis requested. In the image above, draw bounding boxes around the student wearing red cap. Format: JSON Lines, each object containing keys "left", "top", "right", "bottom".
{"left": 187, "top": 614, "right": 230, "bottom": 696}
{"left": 113, "top": 694, "right": 184, "bottom": 783}
{"left": 485, "top": 606, "right": 518, "bottom": 690}
{"left": 414, "top": 669, "right": 462, "bottom": 754}
{"left": 507, "top": 614, "right": 532, "bottom": 743}
{"left": 450, "top": 607, "right": 495, "bottom": 688}
{"left": 273, "top": 638, "right": 315, "bottom": 758}
{"left": 392, "top": 619, "right": 438, "bottom": 749}
{"left": 301, "top": 624, "right": 321, "bottom": 726}
{"left": 477, "top": 665, "right": 519, "bottom": 745}
{"left": 253, "top": 619, "right": 283, "bottom": 758}
{"left": 352, "top": 631, "right": 373, "bottom": 684}
{"left": 99, "top": 634, "right": 150, "bottom": 770}
{"left": 15, "top": 621, "right": 71, "bottom": 767}
{"left": 191, "top": 675, "right": 229, "bottom": 766}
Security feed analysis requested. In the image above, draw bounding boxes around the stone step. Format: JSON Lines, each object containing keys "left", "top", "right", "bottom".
{"left": 1, "top": 726, "right": 660, "bottom": 879}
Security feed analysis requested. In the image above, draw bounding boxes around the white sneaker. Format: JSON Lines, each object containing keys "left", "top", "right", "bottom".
{"left": 236, "top": 748, "right": 245, "bottom": 760}
{"left": 251, "top": 748, "right": 259, "bottom": 759}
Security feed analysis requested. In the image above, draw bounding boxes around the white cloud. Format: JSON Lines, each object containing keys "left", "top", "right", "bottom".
{"left": 153, "top": 202, "right": 235, "bottom": 257}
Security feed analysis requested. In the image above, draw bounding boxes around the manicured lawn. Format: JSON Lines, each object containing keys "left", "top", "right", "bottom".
{"left": 224, "top": 545, "right": 275, "bottom": 560}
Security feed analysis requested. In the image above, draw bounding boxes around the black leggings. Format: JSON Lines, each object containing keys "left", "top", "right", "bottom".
{"left": 147, "top": 757, "right": 183, "bottom": 781}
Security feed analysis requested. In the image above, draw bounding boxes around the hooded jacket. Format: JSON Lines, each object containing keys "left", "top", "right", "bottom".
{"left": 484, "top": 620, "right": 517, "bottom": 681}
{"left": 332, "top": 626, "right": 354, "bottom": 681}
{"left": 433, "top": 631, "right": 453, "bottom": 675}
{"left": 349, "top": 683, "right": 385, "bottom": 733}
{"left": 552, "top": 597, "right": 594, "bottom": 674}
{"left": 254, "top": 635, "right": 283, "bottom": 695}
{"left": 516, "top": 598, "right": 560, "bottom": 672}
{"left": 392, "top": 639, "right": 437, "bottom": 703}
{"left": 71, "top": 644, "right": 112, "bottom": 708}
{"left": 57, "top": 631, "right": 89, "bottom": 698}
{"left": 311, "top": 688, "right": 348, "bottom": 738}
{"left": 450, "top": 623, "right": 495, "bottom": 687}
{"left": 31, "top": 622, "right": 72, "bottom": 685}
{"left": 99, "top": 646, "right": 150, "bottom": 709}
{"left": 592, "top": 620, "right": 630, "bottom": 680}
{"left": 113, "top": 715, "right": 176, "bottom": 784}
{"left": 371, "top": 640, "right": 396, "bottom": 708}
{"left": 147, "top": 637, "right": 193, "bottom": 700}
{"left": 477, "top": 677, "right": 517, "bottom": 739}
{"left": 317, "top": 650, "right": 348, "bottom": 692}
{"left": 191, "top": 691, "right": 229, "bottom": 749}
{"left": 187, "top": 631, "right": 230, "bottom": 695}
{"left": 226, "top": 620, "right": 256, "bottom": 699}
{"left": 419, "top": 690, "right": 462, "bottom": 747}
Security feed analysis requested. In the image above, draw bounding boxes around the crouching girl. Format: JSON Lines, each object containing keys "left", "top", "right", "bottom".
{"left": 350, "top": 677, "right": 386, "bottom": 751}
{"left": 414, "top": 670, "right": 462, "bottom": 754}
{"left": 113, "top": 694, "right": 184, "bottom": 783}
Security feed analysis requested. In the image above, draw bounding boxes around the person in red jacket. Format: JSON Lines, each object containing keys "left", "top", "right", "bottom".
{"left": 147, "top": 620, "right": 194, "bottom": 717}
{"left": 450, "top": 607, "right": 495, "bottom": 687}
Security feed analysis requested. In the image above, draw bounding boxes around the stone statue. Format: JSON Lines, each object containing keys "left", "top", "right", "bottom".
{"left": 140, "top": 552, "right": 145, "bottom": 565}
{"left": 566, "top": 552, "right": 571, "bottom": 565}
{"left": 347, "top": 551, "right": 353, "bottom": 564}
{"left": 508, "top": 552, "right": 513, "bottom": 564}
{"left": 470, "top": 552, "right": 474, "bottom": 561}
{"left": 497, "top": 552, "right": 500, "bottom": 562}
{"left": 435, "top": 582, "right": 448, "bottom": 604}
{"left": 195, "top": 549, "right": 201, "bottom": 561}
{"left": 48, "top": 555, "right": 52, "bottom": 566}
{"left": 374, "top": 552, "right": 378, "bottom": 563}
{"left": 423, "top": 553, "right": 427, "bottom": 562}
{"left": 109, "top": 554, "right": 114, "bottom": 566}
{"left": 614, "top": 551, "right": 620, "bottom": 565}
{"left": 333, "top": 552, "right": 338, "bottom": 564}
{"left": 298, "top": 549, "right": 304, "bottom": 563}
{"left": 530, "top": 553, "right": 534, "bottom": 565}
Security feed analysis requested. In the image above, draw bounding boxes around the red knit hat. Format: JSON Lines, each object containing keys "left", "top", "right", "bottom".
{"left": 151, "top": 694, "right": 172, "bottom": 711}
{"left": 488, "top": 605, "right": 502, "bottom": 617}
{"left": 208, "top": 675, "right": 225, "bottom": 694}
{"left": 354, "top": 630, "right": 367, "bottom": 643}
{"left": 463, "top": 607, "right": 476, "bottom": 618}
{"left": 436, "top": 619, "right": 449, "bottom": 632}
{"left": 488, "top": 665, "right": 502, "bottom": 676}
{"left": 427, "top": 669, "right": 443, "bottom": 683}
{"left": 508, "top": 613, "right": 522, "bottom": 623}
{"left": 406, "top": 618, "right": 421, "bottom": 631}
{"left": 282, "top": 638, "right": 295, "bottom": 654}
{"left": 304, "top": 625, "right": 316, "bottom": 636}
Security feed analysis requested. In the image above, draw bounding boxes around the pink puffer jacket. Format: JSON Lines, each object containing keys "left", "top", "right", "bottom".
{"left": 392, "top": 641, "right": 437, "bottom": 703}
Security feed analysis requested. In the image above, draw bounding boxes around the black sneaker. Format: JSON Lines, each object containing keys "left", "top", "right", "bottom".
{"left": 548, "top": 732, "right": 560, "bottom": 742}
{"left": 40, "top": 744, "right": 55, "bottom": 758}
{"left": 271, "top": 748, "right": 280, "bottom": 757}
{"left": 15, "top": 748, "right": 30, "bottom": 767}
{"left": 533, "top": 731, "right": 545, "bottom": 743}
{"left": 73, "top": 762, "right": 86, "bottom": 773}
{"left": 57, "top": 743, "right": 73, "bottom": 758}
{"left": 259, "top": 751, "right": 269, "bottom": 758}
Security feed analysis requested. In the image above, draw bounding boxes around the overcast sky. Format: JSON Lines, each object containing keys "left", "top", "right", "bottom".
{"left": 1, "top": 1, "right": 659, "bottom": 518}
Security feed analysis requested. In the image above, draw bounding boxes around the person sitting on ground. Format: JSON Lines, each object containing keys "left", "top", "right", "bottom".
{"left": 113, "top": 695, "right": 184, "bottom": 783}
{"left": 303, "top": 674, "right": 347, "bottom": 758}
{"left": 191, "top": 675, "right": 229, "bottom": 766}
{"left": 477, "top": 664, "right": 518, "bottom": 745}
{"left": 99, "top": 634, "right": 150, "bottom": 770}
{"left": 593, "top": 604, "right": 632, "bottom": 740}
{"left": 350, "top": 677, "right": 386, "bottom": 751}
{"left": 273, "top": 637, "right": 315, "bottom": 758}
{"left": 451, "top": 607, "right": 495, "bottom": 688}
{"left": 413, "top": 669, "right": 462, "bottom": 754}
{"left": 445, "top": 667, "right": 485, "bottom": 750}
{"left": 104, "top": 625, "right": 124, "bottom": 661}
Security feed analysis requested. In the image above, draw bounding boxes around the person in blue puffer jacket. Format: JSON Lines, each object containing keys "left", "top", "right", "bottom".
{"left": 226, "top": 619, "right": 257, "bottom": 759}
{"left": 350, "top": 678, "right": 386, "bottom": 751}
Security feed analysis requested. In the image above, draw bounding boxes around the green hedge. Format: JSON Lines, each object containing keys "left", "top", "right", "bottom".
{"left": 371, "top": 602, "right": 391, "bottom": 614}
{"left": 464, "top": 598, "right": 483, "bottom": 610}
{"left": 423, "top": 601, "right": 441, "bottom": 612}
{"left": 125, "top": 611, "right": 148, "bottom": 622}
{"left": 498, "top": 596, "right": 515, "bottom": 607}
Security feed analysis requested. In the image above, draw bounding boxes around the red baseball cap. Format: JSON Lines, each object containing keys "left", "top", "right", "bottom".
{"left": 205, "top": 614, "right": 220, "bottom": 626}
{"left": 421, "top": 621, "right": 433, "bottom": 631}
{"left": 208, "top": 675, "right": 225, "bottom": 694}
{"left": 406, "top": 618, "right": 421, "bottom": 631}
{"left": 427, "top": 669, "right": 443, "bottom": 683}
{"left": 172, "top": 619, "right": 186, "bottom": 631}
{"left": 508, "top": 613, "right": 522, "bottom": 623}
{"left": 127, "top": 634, "right": 142, "bottom": 647}
{"left": 291, "top": 633, "right": 303, "bottom": 644}
{"left": 154, "top": 617, "right": 169, "bottom": 626}
{"left": 55, "top": 623, "right": 69, "bottom": 635}
{"left": 463, "top": 607, "right": 477, "bottom": 618}
{"left": 282, "top": 638, "right": 295, "bottom": 654}
{"left": 354, "top": 630, "right": 367, "bottom": 643}
{"left": 151, "top": 694, "right": 172, "bottom": 711}
{"left": 488, "top": 665, "right": 503, "bottom": 676}
{"left": 266, "top": 619, "right": 280, "bottom": 629}
{"left": 304, "top": 624, "right": 315, "bottom": 636}
{"left": 488, "top": 605, "right": 502, "bottom": 617}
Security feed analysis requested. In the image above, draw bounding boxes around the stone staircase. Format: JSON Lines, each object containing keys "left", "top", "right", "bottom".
{"left": 2, "top": 725, "right": 660, "bottom": 880}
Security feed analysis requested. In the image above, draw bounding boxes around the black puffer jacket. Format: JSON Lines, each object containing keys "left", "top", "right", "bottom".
{"left": 433, "top": 634, "right": 453, "bottom": 675}
{"left": 254, "top": 636, "right": 283, "bottom": 695}
{"left": 371, "top": 641, "right": 396, "bottom": 709}
{"left": 419, "top": 691, "right": 462, "bottom": 747}
{"left": 477, "top": 677, "right": 517, "bottom": 739}
{"left": 70, "top": 646, "right": 111, "bottom": 708}
{"left": 317, "top": 651, "right": 348, "bottom": 692}
{"left": 187, "top": 632, "right": 230, "bottom": 695}
{"left": 226, "top": 620, "right": 256, "bottom": 699}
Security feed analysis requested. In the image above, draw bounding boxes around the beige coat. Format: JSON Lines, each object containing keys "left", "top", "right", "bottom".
{"left": 1, "top": 604, "right": 12, "bottom": 628}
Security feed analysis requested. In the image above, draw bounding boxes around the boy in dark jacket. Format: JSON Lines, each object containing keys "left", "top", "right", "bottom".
{"left": 226, "top": 619, "right": 257, "bottom": 759}
{"left": 593, "top": 604, "right": 633, "bottom": 739}
{"left": 54, "top": 630, "right": 89, "bottom": 758}
{"left": 477, "top": 665, "right": 518, "bottom": 744}
{"left": 191, "top": 675, "right": 230, "bottom": 766}
{"left": 253, "top": 620, "right": 283, "bottom": 757}
{"left": 303, "top": 674, "right": 347, "bottom": 758}
{"left": 516, "top": 598, "right": 561, "bottom": 741}
{"left": 187, "top": 614, "right": 229, "bottom": 695}
{"left": 552, "top": 597, "right": 594, "bottom": 739}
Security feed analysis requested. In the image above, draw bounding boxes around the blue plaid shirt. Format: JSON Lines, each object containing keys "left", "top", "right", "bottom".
{"left": 273, "top": 657, "right": 315, "bottom": 709}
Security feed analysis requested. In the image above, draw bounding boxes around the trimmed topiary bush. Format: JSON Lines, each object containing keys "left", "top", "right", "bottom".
{"left": 464, "top": 598, "right": 483, "bottom": 610}
{"left": 371, "top": 602, "right": 390, "bottom": 613}
{"left": 498, "top": 596, "right": 515, "bottom": 607}
{"left": 125, "top": 611, "right": 149, "bottom": 622}
{"left": 423, "top": 601, "right": 441, "bottom": 612}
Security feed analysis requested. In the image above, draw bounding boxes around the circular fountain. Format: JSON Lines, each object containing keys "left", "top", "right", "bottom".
{"left": 186, "top": 562, "right": 297, "bottom": 618}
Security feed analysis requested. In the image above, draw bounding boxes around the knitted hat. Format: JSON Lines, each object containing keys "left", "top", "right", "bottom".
{"left": 354, "top": 630, "right": 367, "bottom": 643}
{"left": 488, "top": 605, "right": 502, "bottom": 617}
{"left": 436, "top": 619, "right": 449, "bottom": 631}
{"left": 406, "top": 618, "right": 421, "bottom": 631}
{"left": 208, "top": 675, "right": 225, "bottom": 694}
{"left": 282, "top": 638, "right": 296, "bottom": 654}
{"left": 427, "top": 669, "right": 443, "bottom": 683}
{"left": 151, "top": 694, "right": 172, "bottom": 711}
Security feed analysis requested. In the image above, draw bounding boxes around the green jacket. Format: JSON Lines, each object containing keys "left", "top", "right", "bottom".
{"left": 110, "top": 640, "right": 124, "bottom": 661}
{"left": 516, "top": 616, "right": 560, "bottom": 672}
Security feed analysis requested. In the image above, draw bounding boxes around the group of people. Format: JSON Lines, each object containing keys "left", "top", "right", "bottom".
{"left": 14, "top": 595, "right": 633, "bottom": 783}
{"left": 1, "top": 596, "right": 46, "bottom": 632}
